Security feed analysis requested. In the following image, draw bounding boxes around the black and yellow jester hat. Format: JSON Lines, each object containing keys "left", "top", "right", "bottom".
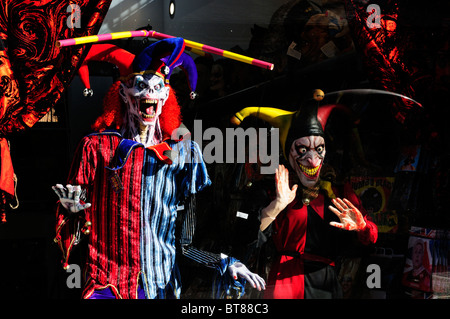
{"left": 231, "top": 90, "right": 349, "bottom": 159}
{"left": 231, "top": 88, "right": 423, "bottom": 159}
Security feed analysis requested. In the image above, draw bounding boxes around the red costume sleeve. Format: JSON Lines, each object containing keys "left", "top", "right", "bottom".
{"left": 54, "top": 136, "right": 96, "bottom": 269}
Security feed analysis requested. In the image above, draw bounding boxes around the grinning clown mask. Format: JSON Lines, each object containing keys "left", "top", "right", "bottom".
{"left": 120, "top": 73, "right": 170, "bottom": 126}
{"left": 288, "top": 135, "right": 325, "bottom": 189}
{"left": 231, "top": 94, "right": 350, "bottom": 190}
{"left": 284, "top": 101, "right": 328, "bottom": 189}
{"left": 231, "top": 89, "right": 422, "bottom": 191}
{"left": 77, "top": 38, "right": 198, "bottom": 147}
{"left": 119, "top": 72, "right": 170, "bottom": 146}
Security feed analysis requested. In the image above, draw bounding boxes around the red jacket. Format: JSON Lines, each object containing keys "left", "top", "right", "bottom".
{"left": 265, "top": 182, "right": 378, "bottom": 299}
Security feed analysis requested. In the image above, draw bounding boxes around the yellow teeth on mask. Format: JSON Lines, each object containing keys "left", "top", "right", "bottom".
{"left": 141, "top": 98, "right": 158, "bottom": 104}
{"left": 140, "top": 99, "right": 158, "bottom": 119}
{"left": 298, "top": 163, "right": 320, "bottom": 177}
{"left": 141, "top": 113, "right": 155, "bottom": 119}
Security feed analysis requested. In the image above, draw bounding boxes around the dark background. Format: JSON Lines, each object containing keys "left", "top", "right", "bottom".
{"left": 0, "top": 0, "right": 449, "bottom": 300}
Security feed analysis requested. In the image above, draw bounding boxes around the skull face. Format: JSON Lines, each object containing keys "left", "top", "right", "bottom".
{"left": 120, "top": 73, "right": 170, "bottom": 127}
{"left": 288, "top": 136, "right": 326, "bottom": 189}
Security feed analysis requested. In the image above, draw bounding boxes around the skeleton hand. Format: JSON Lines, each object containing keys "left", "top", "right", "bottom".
{"left": 52, "top": 184, "right": 91, "bottom": 213}
{"left": 329, "top": 197, "right": 366, "bottom": 231}
{"left": 228, "top": 261, "right": 266, "bottom": 291}
{"left": 275, "top": 164, "right": 298, "bottom": 209}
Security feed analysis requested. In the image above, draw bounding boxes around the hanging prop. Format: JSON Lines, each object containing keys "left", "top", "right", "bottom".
{"left": 324, "top": 89, "right": 423, "bottom": 109}
{"left": 57, "top": 30, "right": 275, "bottom": 70}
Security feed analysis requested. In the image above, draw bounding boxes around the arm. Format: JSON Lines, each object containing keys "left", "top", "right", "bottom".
{"left": 53, "top": 136, "right": 95, "bottom": 268}
{"left": 260, "top": 164, "right": 298, "bottom": 231}
{"left": 52, "top": 184, "right": 91, "bottom": 213}
{"left": 179, "top": 194, "right": 266, "bottom": 293}
{"left": 328, "top": 197, "right": 378, "bottom": 244}
{"left": 179, "top": 140, "right": 265, "bottom": 296}
{"left": 179, "top": 194, "right": 223, "bottom": 268}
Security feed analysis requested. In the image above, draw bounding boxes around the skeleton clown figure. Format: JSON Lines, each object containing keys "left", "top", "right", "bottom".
{"left": 231, "top": 96, "right": 378, "bottom": 299}
{"left": 53, "top": 38, "right": 265, "bottom": 299}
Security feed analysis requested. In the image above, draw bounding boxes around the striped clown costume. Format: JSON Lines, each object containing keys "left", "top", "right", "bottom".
{"left": 53, "top": 38, "right": 265, "bottom": 299}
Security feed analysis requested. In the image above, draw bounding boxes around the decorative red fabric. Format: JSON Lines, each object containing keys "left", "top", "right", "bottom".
{"left": 345, "top": 0, "right": 419, "bottom": 124}
{"left": 0, "top": 137, "right": 14, "bottom": 223}
{"left": 0, "top": 138, "right": 14, "bottom": 196}
{"left": 0, "top": 0, "right": 112, "bottom": 136}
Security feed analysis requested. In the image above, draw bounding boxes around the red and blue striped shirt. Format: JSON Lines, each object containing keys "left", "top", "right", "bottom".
{"left": 55, "top": 132, "right": 216, "bottom": 299}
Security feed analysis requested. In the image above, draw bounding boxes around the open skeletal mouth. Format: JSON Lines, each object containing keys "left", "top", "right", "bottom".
{"left": 297, "top": 162, "right": 321, "bottom": 178}
{"left": 140, "top": 98, "right": 158, "bottom": 119}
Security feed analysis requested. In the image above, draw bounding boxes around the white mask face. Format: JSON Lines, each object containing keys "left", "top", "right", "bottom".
{"left": 120, "top": 73, "right": 170, "bottom": 127}
{"left": 288, "top": 135, "right": 326, "bottom": 188}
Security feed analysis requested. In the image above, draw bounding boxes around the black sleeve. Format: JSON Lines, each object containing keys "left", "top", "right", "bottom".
{"left": 179, "top": 194, "right": 224, "bottom": 271}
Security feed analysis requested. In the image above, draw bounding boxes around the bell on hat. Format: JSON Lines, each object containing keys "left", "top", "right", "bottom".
{"left": 77, "top": 37, "right": 198, "bottom": 99}
{"left": 77, "top": 43, "right": 135, "bottom": 96}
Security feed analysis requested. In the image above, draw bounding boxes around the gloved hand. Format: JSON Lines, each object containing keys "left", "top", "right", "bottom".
{"left": 329, "top": 197, "right": 367, "bottom": 231}
{"left": 52, "top": 184, "right": 91, "bottom": 213}
{"left": 228, "top": 261, "right": 266, "bottom": 291}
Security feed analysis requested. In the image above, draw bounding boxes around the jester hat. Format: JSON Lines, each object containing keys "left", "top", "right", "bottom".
{"left": 78, "top": 38, "right": 199, "bottom": 137}
{"left": 78, "top": 37, "right": 198, "bottom": 98}
{"left": 231, "top": 95, "right": 349, "bottom": 159}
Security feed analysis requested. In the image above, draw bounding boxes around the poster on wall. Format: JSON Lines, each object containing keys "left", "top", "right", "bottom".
{"left": 402, "top": 236, "right": 433, "bottom": 292}
{"left": 350, "top": 176, "right": 398, "bottom": 233}
{"left": 405, "top": 227, "right": 450, "bottom": 298}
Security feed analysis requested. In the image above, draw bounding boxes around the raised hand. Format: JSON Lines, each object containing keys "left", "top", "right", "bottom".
{"left": 329, "top": 197, "right": 366, "bottom": 231}
{"left": 228, "top": 261, "right": 266, "bottom": 291}
{"left": 52, "top": 184, "right": 91, "bottom": 213}
{"left": 260, "top": 165, "right": 298, "bottom": 231}
{"left": 274, "top": 164, "right": 298, "bottom": 209}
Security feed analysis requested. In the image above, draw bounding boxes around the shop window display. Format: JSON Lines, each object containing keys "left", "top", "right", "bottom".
{"left": 0, "top": 0, "right": 448, "bottom": 308}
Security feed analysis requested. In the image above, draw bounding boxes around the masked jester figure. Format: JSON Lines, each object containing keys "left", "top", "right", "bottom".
{"left": 232, "top": 98, "right": 378, "bottom": 299}
{"left": 52, "top": 38, "right": 265, "bottom": 299}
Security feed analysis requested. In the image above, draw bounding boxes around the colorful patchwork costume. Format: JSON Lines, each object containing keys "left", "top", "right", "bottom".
{"left": 54, "top": 38, "right": 264, "bottom": 299}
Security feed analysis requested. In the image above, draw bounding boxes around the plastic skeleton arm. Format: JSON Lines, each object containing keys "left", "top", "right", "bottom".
{"left": 181, "top": 195, "right": 265, "bottom": 291}
{"left": 52, "top": 184, "right": 91, "bottom": 213}
{"left": 329, "top": 197, "right": 367, "bottom": 231}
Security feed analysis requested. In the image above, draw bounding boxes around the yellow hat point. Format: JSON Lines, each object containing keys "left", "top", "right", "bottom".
{"left": 230, "top": 115, "right": 242, "bottom": 126}
{"left": 231, "top": 106, "right": 296, "bottom": 158}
